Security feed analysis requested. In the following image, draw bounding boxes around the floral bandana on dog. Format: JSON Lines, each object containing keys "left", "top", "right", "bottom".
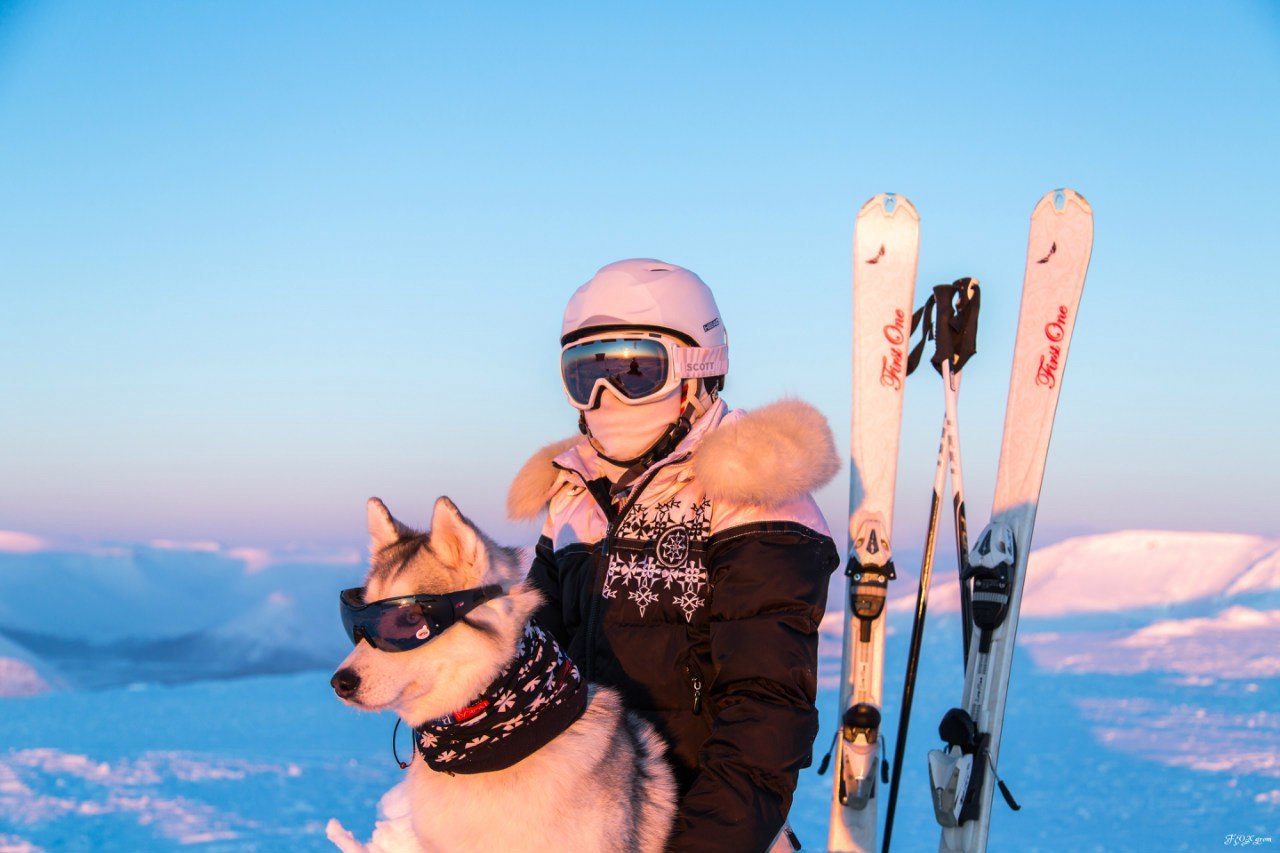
{"left": 413, "top": 622, "right": 588, "bottom": 774}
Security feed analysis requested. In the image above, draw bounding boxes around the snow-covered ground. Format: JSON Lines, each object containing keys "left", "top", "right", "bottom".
{"left": 2, "top": 530, "right": 1278, "bottom": 850}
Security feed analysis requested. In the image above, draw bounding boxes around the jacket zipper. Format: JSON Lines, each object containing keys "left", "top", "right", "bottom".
{"left": 580, "top": 461, "right": 681, "bottom": 679}
{"left": 685, "top": 663, "right": 704, "bottom": 714}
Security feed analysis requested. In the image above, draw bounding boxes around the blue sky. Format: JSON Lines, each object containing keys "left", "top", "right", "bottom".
{"left": 2, "top": 1, "right": 1277, "bottom": 552}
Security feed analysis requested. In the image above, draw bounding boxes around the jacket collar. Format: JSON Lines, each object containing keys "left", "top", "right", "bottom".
{"left": 506, "top": 398, "right": 839, "bottom": 519}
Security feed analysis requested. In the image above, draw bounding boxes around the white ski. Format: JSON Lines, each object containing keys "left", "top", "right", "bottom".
{"left": 930, "top": 188, "right": 1094, "bottom": 852}
{"left": 827, "top": 193, "right": 920, "bottom": 853}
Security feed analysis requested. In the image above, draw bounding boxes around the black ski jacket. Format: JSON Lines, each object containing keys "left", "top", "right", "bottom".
{"left": 507, "top": 398, "right": 840, "bottom": 853}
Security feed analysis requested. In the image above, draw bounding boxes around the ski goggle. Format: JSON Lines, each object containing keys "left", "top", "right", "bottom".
{"left": 560, "top": 334, "right": 728, "bottom": 410}
{"left": 339, "top": 585, "right": 504, "bottom": 653}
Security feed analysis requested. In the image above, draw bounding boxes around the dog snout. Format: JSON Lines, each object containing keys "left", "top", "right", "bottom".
{"left": 331, "top": 667, "right": 361, "bottom": 699}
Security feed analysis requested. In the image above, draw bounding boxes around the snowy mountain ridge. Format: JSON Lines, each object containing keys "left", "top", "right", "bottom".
{"left": 0, "top": 538, "right": 364, "bottom": 695}
{"left": 1018, "top": 530, "right": 1280, "bottom": 615}
{"left": 4, "top": 528, "right": 1279, "bottom": 696}
{"left": 883, "top": 529, "right": 1280, "bottom": 617}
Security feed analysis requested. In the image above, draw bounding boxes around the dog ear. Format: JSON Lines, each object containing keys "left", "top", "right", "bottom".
{"left": 429, "top": 496, "right": 487, "bottom": 578}
{"left": 367, "top": 497, "right": 408, "bottom": 552}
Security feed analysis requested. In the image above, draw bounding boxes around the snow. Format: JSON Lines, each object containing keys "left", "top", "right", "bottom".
{"left": 1025, "top": 606, "right": 1280, "bottom": 679}
{"left": 1, "top": 526, "right": 1278, "bottom": 849}
{"left": 0, "top": 533, "right": 47, "bottom": 554}
{"left": 0, "top": 541, "right": 363, "bottom": 690}
{"left": 1075, "top": 699, "right": 1280, "bottom": 777}
{"left": 4, "top": 642, "right": 1272, "bottom": 851}
{"left": 1018, "top": 531, "right": 1280, "bottom": 616}
{"left": 148, "top": 539, "right": 223, "bottom": 553}
{"left": 886, "top": 530, "right": 1280, "bottom": 617}
{"left": 1227, "top": 546, "right": 1280, "bottom": 597}
{"left": 228, "top": 547, "right": 276, "bottom": 574}
{"left": 0, "top": 662, "right": 47, "bottom": 700}
{"left": 0, "top": 834, "right": 42, "bottom": 853}
{"left": 0, "top": 637, "right": 57, "bottom": 699}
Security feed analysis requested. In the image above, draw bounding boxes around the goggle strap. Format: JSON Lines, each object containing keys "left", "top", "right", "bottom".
{"left": 670, "top": 345, "right": 728, "bottom": 379}
{"left": 451, "top": 584, "right": 505, "bottom": 623}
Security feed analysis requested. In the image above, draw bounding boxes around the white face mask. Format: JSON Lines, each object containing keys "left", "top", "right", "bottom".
{"left": 583, "top": 385, "right": 684, "bottom": 465}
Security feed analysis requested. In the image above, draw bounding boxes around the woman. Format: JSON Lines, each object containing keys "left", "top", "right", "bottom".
{"left": 508, "top": 259, "right": 840, "bottom": 852}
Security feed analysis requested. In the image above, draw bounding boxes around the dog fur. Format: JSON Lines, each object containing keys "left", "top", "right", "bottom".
{"left": 326, "top": 496, "right": 676, "bottom": 853}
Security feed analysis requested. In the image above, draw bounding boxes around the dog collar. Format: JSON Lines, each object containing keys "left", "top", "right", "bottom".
{"left": 412, "top": 622, "right": 588, "bottom": 774}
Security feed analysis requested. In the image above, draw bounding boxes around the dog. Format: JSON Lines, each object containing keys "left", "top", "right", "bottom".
{"left": 325, "top": 496, "right": 676, "bottom": 853}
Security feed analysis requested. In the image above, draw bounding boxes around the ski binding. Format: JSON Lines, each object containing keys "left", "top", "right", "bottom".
{"left": 838, "top": 702, "right": 884, "bottom": 809}
{"left": 847, "top": 514, "right": 896, "bottom": 643}
{"left": 967, "top": 521, "right": 1016, "bottom": 653}
{"left": 927, "top": 745, "right": 973, "bottom": 827}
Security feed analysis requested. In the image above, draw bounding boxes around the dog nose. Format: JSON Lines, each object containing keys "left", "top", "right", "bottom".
{"left": 331, "top": 667, "right": 361, "bottom": 699}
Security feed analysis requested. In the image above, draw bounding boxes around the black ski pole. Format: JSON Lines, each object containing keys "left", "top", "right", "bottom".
{"left": 948, "top": 280, "right": 980, "bottom": 668}
{"left": 881, "top": 280, "right": 980, "bottom": 853}
{"left": 881, "top": 394, "right": 951, "bottom": 853}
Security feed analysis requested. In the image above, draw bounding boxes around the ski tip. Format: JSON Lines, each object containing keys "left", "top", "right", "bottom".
{"left": 1035, "top": 187, "right": 1091, "bottom": 218}
{"left": 859, "top": 192, "right": 919, "bottom": 223}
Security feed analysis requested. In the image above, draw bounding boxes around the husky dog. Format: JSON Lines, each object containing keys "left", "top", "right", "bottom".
{"left": 325, "top": 496, "right": 676, "bottom": 853}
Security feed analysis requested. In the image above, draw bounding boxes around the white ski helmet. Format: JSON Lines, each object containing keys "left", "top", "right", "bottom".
{"left": 561, "top": 259, "right": 729, "bottom": 352}
{"left": 562, "top": 259, "right": 727, "bottom": 466}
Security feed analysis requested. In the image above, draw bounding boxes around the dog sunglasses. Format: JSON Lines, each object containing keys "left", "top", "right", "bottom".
{"left": 560, "top": 333, "right": 728, "bottom": 411}
{"left": 339, "top": 585, "right": 504, "bottom": 653}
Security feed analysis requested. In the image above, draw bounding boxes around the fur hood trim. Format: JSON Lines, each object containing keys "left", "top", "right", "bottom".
{"left": 507, "top": 436, "right": 582, "bottom": 521}
{"left": 693, "top": 398, "right": 840, "bottom": 509}
{"left": 507, "top": 399, "right": 839, "bottom": 519}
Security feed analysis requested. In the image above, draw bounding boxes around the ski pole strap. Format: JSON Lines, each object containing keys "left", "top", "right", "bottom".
{"left": 932, "top": 278, "right": 980, "bottom": 376}
{"left": 906, "top": 278, "right": 981, "bottom": 377}
{"left": 906, "top": 293, "right": 935, "bottom": 376}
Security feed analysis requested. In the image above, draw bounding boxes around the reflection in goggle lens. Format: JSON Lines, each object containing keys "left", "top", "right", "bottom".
{"left": 561, "top": 338, "right": 671, "bottom": 406}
